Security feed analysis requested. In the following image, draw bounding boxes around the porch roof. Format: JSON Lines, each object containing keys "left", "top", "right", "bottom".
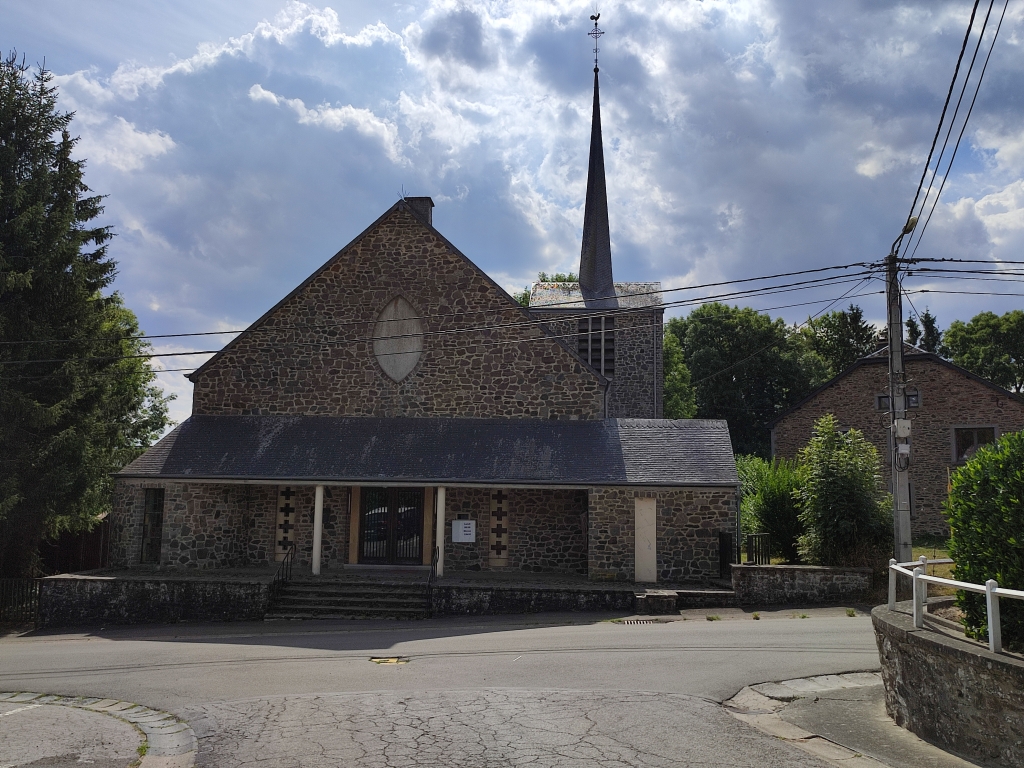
{"left": 118, "top": 416, "right": 738, "bottom": 487}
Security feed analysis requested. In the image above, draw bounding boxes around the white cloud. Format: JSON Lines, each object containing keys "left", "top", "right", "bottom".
{"left": 75, "top": 116, "right": 175, "bottom": 172}
{"left": 249, "top": 84, "right": 405, "bottom": 163}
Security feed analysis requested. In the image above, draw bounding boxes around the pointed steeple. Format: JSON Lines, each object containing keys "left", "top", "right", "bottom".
{"left": 579, "top": 17, "right": 616, "bottom": 308}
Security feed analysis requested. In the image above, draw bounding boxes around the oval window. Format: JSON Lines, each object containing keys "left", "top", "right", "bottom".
{"left": 372, "top": 296, "right": 423, "bottom": 382}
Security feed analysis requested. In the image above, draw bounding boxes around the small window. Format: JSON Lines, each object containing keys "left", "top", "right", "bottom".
{"left": 876, "top": 391, "right": 920, "bottom": 411}
{"left": 141, "top": 488, "right": 165, "bottom": 564}
{"left": 578, "top": 315, "right": 615, "bottom": 377}
{"left": 954, "top": 427, "right": 996, "bottom": 463}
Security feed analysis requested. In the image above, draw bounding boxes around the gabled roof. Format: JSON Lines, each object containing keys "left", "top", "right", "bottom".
{"left": 118, "top": 416, "right": 739, "bottom": 487}
{"left": 768, "top": 349, "right": 1024, "bottom": 429}
{"left": 187, "top": 199, "right": 605, "bottom": 384}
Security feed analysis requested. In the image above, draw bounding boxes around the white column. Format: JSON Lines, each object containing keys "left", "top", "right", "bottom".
{"left": 312, "top": 484, "right": 324, "bottom": 576}
{"left": 435, "top": 486, "right": 446, "bottom": 578}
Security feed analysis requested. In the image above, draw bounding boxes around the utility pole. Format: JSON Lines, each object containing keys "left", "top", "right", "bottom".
{"left": 886, "top": 231, "right": 914, "bottom": 564}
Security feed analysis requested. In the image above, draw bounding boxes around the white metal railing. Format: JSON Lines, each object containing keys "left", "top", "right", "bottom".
{"left": 888, "top": 556, "right": 1024, "bottom": 654}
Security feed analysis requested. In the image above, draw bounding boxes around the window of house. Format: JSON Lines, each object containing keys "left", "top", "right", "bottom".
{"left": 954, "top": 427, "right": 996, "bottom": 463}
{"left": 876, "top": 390, "right": 920, "bottom": 411}
{"left": 578, "top": 315, "right": 615, "bottom": 377}
{"left": 141, "top": 488, "right": 165, "bottom": 564}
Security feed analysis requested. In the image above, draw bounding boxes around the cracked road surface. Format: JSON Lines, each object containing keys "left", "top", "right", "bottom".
{"left": 187, "top": 689, "right": 831, "bottom": 767}
{"left": 1, "top": 608, "right": 878, "bottom": 767}
{"left": 0, "top": 700, "right": 140, "bottom": 768}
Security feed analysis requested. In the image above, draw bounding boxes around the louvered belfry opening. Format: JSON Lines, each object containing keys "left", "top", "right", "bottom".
{"left": 578, "top": 314, "right": 615, "bottom": 377}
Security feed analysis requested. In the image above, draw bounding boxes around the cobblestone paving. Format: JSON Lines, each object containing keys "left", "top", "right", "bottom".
{"left": 186, "top": 689, "right": 832, "bottom": 768}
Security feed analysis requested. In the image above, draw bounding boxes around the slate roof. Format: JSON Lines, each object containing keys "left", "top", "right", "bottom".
{"left": 118, "top": 416, "right": 738, "bottom": 487}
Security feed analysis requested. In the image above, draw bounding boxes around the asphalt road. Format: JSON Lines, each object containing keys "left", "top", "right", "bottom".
{"left": 0, "top": 606, "right": 881, "bottom": 767}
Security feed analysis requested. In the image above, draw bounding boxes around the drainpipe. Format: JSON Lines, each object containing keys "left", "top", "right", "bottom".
{"left": 312, "top": 484, "right": 324, "bottom": 576}
{"left": 435, "top": 486, "right": 446, "bottom": 578}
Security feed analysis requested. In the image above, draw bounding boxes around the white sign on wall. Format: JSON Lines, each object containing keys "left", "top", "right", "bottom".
{"left": 452, "top": 520, "right": 476, "bottom": 543}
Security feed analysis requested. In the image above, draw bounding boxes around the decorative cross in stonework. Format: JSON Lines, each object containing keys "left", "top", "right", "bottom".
{"left": 491, "top": 541, "right": 507, "bottom": 556}
{"left": 491, "top": 523, "right": 507, "bottom": 538}
{"left": 278, "top": 536, "right": 292, "bottom": 549}
{"left": 280, "top": 487, "right": 295, "bottom": 500}
{"left": 492, "top": 509, "right": 505, "bottom": 521}
{"left": 492, "top": 490, "right": 505, "bottom": 505}
{"left": 280, "top": 503, "right": 294, "bottom": 516}
{"left": 278, "top": 520, "right": 294, "bottom": 534}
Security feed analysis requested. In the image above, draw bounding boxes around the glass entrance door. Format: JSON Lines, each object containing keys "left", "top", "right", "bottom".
{"left": 360, "top": 487, "right": 424, "bottom": 565}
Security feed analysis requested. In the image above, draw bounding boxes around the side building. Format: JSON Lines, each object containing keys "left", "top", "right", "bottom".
{"left": 770, "top": 348, "right": 1024, "bottom": 536}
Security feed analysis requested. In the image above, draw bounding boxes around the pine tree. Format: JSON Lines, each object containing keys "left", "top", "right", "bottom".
{"left": 0, "top": 54, "right": 171, "bottom": 576}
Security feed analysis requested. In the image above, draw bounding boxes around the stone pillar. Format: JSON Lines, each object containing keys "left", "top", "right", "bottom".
{"left": 312, "top": 484, "right": 324, "bottom": 576}
{"left": 435, "top": 486, "right": 446, "bottom": 578}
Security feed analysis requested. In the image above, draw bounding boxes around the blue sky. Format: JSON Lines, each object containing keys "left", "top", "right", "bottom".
{"left": 5, "top": 0, "right": 1024, "bottom": 425}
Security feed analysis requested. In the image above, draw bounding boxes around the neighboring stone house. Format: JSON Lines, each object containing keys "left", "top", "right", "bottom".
{"left": 108, "top": 62, "right": 738, "bottom": 583}
{"left": 770, "top": 349, "right": 1024, "bottom": 536}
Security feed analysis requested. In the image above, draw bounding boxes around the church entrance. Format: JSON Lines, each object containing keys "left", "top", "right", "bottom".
{"left": 359, "top": 487, "right": 424, "bottom": 565}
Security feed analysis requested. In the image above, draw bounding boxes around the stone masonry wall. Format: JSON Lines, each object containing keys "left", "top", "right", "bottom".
{"left": 772, "top": 356, "right": 1024, "bottom": 535}
{"left": 532, "top": 309, "right": 664, "bottom": 419}
{"left": 191, "top": 204, "right": 605, "bottom": 420}
{"left": 443, "top": 488, "right": 589, "bottom": 574}
{"left": 587, "top": 487, "right": 737, "bottom": 582}
{"left": 108, "top": 481, "right": 350, "bottom": 570}
{"left": 873, "top": 604, "right": 1024, "bottom": 767}
{"left": 731, "top": 564, "right": 871, "bottom": 604}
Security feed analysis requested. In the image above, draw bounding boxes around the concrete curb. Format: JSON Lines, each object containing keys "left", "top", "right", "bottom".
{"left": 723, "top": 672, "right": 888, "bottom": 768}
{"left": 0, "top": 691, "right": 196, "bottom": 767}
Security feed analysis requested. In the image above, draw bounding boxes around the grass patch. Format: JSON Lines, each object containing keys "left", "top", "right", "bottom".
{"left": 137, "top": 743, "right": 149, "bottom": 757}
{"left": 706, "top": 615, "right": 721, "bottom": 621}
{"left": 846, "top": 608, "right": 857, "bottom": 617}
{"left": 912, "top": 541, "right": 956, "bottom": 596}
{"left": 751, "top": 612, "right": 760, "bottom": 620}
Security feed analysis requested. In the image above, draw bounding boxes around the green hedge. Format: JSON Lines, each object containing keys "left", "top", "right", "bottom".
{"left": 795, "top": 414, "right": 891, "bottom": 570}
{"left": 736, "top": 456, "right": 804, "bottom": 563}
{"left": 946, "top": 429, "right": 1024, "bottom": 651}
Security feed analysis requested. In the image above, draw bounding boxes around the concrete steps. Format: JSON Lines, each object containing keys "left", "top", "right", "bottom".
{"left": 266, "top": 580, "right": 432, "bottom": 620}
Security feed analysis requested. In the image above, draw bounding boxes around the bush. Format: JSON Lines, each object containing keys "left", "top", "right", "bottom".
{"left": 795, "top": 414, "right": 892, "bottom": 570}
{"left": 736, "top": 455, "right": 804, "bottom": 563}
{"left": 946, "top": 429, "right": 1024, "bottom": 651}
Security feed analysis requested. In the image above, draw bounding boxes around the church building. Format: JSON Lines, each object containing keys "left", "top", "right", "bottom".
{"left": 109, "top": 50, "right": 739, "bottom": 584}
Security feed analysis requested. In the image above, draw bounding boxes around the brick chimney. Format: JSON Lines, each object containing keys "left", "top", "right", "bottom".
{"left": 405, "top": 197, "right": 434, "bottom": 226}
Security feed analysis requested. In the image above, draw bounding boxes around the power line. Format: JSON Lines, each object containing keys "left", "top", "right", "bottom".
{"left": 893, "top": 0, "right": 983, "bottom": 261}
{"left": 905, "top": 0, "right": 1009, "bottom": 263}
{"left": 1, "top": 274, "right": 884, "bottom": 371}
{"left": 899, "top": 0, "right": 995, "bottom": 264}
{"left": 0, "top": 261, "right": 874, "bottom": 349}
{"left": 1, "top": 272, "right": 880, "bottom": 368}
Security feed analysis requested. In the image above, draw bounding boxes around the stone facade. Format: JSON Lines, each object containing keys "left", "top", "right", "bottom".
{"left": 587, "top": 487, "right": 736, "bottom": 583}
{"left": 443, "top": 488, "right": 589, "bottom": 575}
{"left": 189, "top": 204, "right": 605, "bottom": 421}
{"left": 109, "top": 480, "right": 352, "bottom": 570}
{"left": 531, "top": 308, "right": 664, "bottom": 418}
{"left": 873, "top": 604, "right": 1024, "bottom": 767}
{"left": 730, "top": 564, "right": 871, "bottom": 604}
{"left": 772, "top": 354, "right": 1024, "bottom": 535}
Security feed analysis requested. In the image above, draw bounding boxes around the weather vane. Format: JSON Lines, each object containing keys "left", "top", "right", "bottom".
{"left": 589, "top": 14, "right": 603, "bottom": 70}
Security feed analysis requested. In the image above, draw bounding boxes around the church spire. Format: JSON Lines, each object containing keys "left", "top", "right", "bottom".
{"left": 579, "top": 15, "right": 616, "bottom": 308}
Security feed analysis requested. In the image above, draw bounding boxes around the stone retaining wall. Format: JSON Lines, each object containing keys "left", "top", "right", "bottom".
{"left": 37, "top": 575, "right": 270, "bottom": 628}
{"left": 431, "top": 585, "right": 636, "bottom": 616}
{"left": 731, "top": 564, "right": 871, "bottom": 604}
{"left": 873, "top": 604, "right": 1024, "bottom": 767}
